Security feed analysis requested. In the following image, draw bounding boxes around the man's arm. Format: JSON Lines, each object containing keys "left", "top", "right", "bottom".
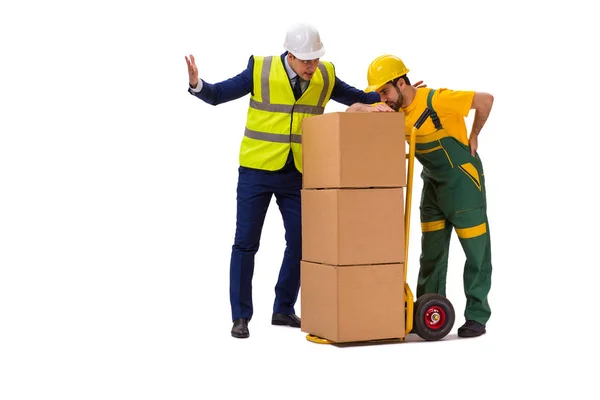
{"left": 330, "top": 76, "right": 381, "bottom": 106}
{"left": 468, "top": 92, "right": 494, "bottom": 155}
{"left": 470, "top": 92, "right": 494, "bottom": 137}
{"left": 186, "top": 55, "right": 254, "bottom": 106}
{"left": 332, "top": 74, "right": 427, "bottom": 107}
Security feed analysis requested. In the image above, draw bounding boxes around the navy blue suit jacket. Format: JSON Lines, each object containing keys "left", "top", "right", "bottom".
{"left": 188, "top": 52, "right": 380, "bottom": 106}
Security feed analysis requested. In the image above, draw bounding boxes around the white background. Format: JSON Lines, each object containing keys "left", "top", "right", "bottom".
{"left": 1, "top": 0, "right": 599, "bottom": 399}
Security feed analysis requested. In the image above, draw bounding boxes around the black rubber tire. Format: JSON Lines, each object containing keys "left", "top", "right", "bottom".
{"left": 413, "top": 293, "right": 455, "bottom": 341}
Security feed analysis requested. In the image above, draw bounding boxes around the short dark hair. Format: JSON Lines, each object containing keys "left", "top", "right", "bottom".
{"left": 390, "top": 75, "right": 411, "bottom": 87}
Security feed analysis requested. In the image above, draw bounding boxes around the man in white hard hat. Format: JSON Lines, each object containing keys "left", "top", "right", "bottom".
{"left": 185, "top": 23, "right": 422, "bottom": 339}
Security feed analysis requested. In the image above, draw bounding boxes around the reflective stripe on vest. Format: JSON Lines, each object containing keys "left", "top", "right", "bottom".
{"left": 240, "top": 55, "right": 335, "bottom": 171}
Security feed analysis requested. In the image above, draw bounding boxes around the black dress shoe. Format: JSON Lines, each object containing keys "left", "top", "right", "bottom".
{"left": 457, "top": 320, "right": 486, "bottom": 338}
{"left": 271, "top": 313, "right": 301, "bottom": 328}
{"left": 231, "top": 318, "right": 249, "bottom": 338}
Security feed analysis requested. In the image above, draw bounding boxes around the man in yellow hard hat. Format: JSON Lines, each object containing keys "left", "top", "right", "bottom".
{"left": 347, "top": 54, "right": 495, "bottom": 338}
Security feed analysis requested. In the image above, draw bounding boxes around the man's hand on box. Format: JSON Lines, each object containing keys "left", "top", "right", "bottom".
{"left": 413, "top": 80, "right": 427, "bottom": 88}
{"left": 368, "top": 103, "right": 395, "bottom": 112}
{"left": 346, "top": 102, "right": 394, "bottom": 112}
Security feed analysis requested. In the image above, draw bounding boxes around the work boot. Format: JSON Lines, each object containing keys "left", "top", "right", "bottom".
{"left": 457, "top": 320, "right": 486, "bottom": 338}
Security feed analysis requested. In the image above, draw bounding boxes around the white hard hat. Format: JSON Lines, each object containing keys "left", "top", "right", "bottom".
{"left": 283, "top": 22, "right": 325, "bottom": 60}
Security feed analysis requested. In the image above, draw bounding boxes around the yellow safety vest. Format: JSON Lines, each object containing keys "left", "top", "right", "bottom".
{"left": 240, "top": 55, "right": 335, "bottom": 172}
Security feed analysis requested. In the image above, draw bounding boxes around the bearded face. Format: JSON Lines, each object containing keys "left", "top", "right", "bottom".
{"left": 378, "top": 83, "right": 404, "bottom": 111}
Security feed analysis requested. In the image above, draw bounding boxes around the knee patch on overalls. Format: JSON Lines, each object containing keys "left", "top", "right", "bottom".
{"left": 455, "top": 222, "right": 487, "bottom": 239}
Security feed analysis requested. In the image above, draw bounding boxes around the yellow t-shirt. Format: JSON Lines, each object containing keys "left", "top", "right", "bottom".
{"left": 401, "top": 88, "right": 475, "bottom": 146}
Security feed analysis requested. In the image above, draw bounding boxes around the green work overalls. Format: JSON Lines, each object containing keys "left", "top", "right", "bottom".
{"left": 414, "top": 90, "right": 492, "bottom": 325}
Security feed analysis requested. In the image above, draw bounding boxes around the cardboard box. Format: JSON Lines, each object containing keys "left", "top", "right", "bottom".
{"left": 300, "top": 261, "right": 405, "bottom": 343}
{"left": 302, "top": 112, "right": 406, "bottom": 189}
{"left": 301, "top": 188, "right": 405, "bottom": 266}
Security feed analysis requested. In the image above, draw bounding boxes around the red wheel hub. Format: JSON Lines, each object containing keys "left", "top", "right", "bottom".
{"left": 423, "top": 306, "right": 446, "bottom": 330}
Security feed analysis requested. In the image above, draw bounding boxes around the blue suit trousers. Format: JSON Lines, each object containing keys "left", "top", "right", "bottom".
{"left": 229, "top": 153, "right": 302, "bottom": 321}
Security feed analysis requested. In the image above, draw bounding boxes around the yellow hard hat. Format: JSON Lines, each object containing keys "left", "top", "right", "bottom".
{"left": 365, "top": 54, "right": 410, "bottom": 93}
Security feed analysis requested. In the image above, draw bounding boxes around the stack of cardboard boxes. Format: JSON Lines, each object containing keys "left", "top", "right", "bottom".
{"left": 300, "top": 112, "right": 408, "bottom": 343}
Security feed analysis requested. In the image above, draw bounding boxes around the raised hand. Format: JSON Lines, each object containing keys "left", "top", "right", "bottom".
{"left": 185, "top": 54, "right": 199, "bottom": 88}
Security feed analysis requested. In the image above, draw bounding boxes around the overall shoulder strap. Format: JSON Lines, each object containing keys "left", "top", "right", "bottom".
{"left": 426, "top": 89, "right": 443, "bottom": 130}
